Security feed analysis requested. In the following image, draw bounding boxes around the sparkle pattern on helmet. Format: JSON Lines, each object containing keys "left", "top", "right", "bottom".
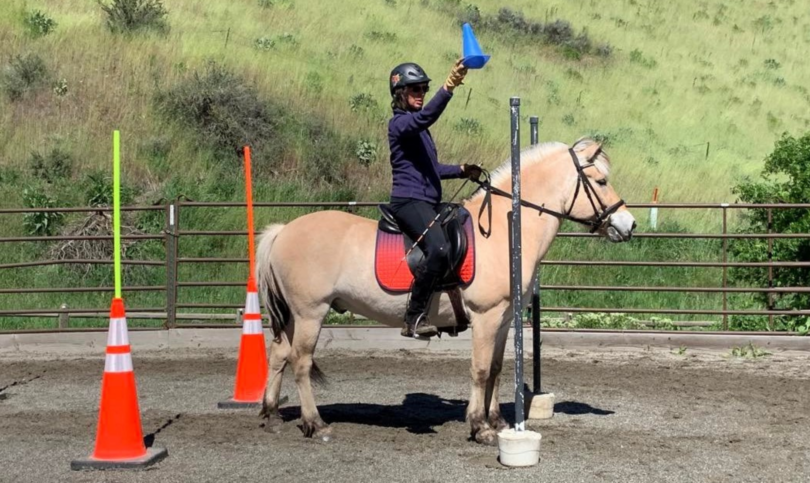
{"left": 391, "top": 73, "right": 401, "bottom": 86}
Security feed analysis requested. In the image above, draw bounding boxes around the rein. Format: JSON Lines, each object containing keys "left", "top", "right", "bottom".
{"left": 473, "top": 148, "right": 626, "bottom": 237}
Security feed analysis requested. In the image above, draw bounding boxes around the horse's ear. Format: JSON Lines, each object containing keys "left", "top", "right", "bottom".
{"left": 577, "top": 141, "right": 603, "bottom": 164}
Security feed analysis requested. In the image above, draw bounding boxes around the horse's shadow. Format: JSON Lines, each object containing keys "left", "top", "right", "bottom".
{"left": 278, "top": 393, "right": 613, "bottom": 434}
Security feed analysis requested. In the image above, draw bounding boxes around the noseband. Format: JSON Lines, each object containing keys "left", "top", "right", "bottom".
{"left": 474, "top": 146, "right": 626, "bottom": 237}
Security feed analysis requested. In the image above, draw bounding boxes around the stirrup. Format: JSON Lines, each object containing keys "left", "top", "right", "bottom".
{"left": 438, "top": 323, "right": 469, "bottom": 337}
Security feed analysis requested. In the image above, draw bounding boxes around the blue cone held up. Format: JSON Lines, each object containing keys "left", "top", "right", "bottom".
{"left": 461, "top": 23, "right": 490, "bottom": 69}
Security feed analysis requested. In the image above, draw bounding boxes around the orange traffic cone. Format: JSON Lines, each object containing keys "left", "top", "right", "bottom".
{"left": 218, "top": 278, "right": 268, "bottom": 408}
{"left": 71, "top": 298, "right": 168, "bottom": 470}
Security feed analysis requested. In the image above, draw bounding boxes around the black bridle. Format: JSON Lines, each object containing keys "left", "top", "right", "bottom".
{"left": 474, "top": 147, "right": 626, "bottom": 237}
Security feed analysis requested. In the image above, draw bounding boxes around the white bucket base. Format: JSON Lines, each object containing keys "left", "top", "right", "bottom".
{"left": 525, "top": 390, "right": 556, "bottom": 420}
{"left": 497, "top": 428, "right": 542, "bottom": 467}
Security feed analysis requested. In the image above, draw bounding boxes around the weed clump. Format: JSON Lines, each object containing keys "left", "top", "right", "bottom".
{"left": 98, "top": 0, "right": 168, "bottom": 34}
{"left": 438, "top": 3, "right": 610, "bottom": 60}
{"left": 22, "top": 187, "right": 64, "bottom": 236}
{"left": 1, "top": 53, "right": 50, "bottom": 101}
{"left": 155, "top": 61, "right": 281, "bottom": 163}
{"left": 30, "top": 148, "right": 73, "bottom": 183}
{"left": 157, "top": 61, "right": 356, "bottom": 185}
{"left": 23, "top": 10, "right": 57, "bottom": 37}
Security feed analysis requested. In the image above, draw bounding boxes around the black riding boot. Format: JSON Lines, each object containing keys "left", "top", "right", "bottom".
{"left": 401, "top": 265, "right": 440, "bottom": 338}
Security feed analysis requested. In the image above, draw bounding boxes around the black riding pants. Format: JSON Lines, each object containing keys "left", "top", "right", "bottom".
{"left": 389, "top": 198, "right": 451, "bottom": 318}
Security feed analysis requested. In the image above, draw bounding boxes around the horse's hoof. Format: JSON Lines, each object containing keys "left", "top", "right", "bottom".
{"left": 488, "top": 417, "right": 509, "bottom": 432}
{"left": 475, "top": 429, "right": 498, "bottom": 446}
{"left": 301, "top": 419, "right": 332, "bottom": 439}
{"left": 314, "top": 425, "right": 333, "bottom": 442}
{"left": 263, "top": 415, "right": 284, "bottom": 434}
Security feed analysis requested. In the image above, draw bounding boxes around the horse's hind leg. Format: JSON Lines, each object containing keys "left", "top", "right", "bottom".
{"left": 260, "top": 326, "right": 291, "bottom": 432}
{"left": 288, "top": 310, "right": 331, "bottom": 439}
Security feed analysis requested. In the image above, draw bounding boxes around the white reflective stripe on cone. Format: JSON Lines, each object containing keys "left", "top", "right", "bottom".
{"left": 104, "top": 353, "right": 134, "bottom": 373}
{"left": 243, "top": 320, "right": 263, "bottom": 335}
{"left": 107, "top": 318, "right": 130, "bottom": 346}
{"left": 245, "top": 292, "right": 260, "bottom": 315}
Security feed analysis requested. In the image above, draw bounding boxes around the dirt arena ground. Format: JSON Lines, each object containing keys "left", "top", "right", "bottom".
{"left": 1, "top": 346, "right": 809, "bottom": 482}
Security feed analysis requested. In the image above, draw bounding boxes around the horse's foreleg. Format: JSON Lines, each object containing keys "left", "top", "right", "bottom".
{"left": 467, "top": 310, "right": 507, "bottom": 446}
{"left": 260, "top": 327, "right": 291, "bottom": 432}
{"left": 485, "top": 326, "right": 511, "bottom": 432}
{"left": 289, "top": 315, "right": 331, "bottom": 440}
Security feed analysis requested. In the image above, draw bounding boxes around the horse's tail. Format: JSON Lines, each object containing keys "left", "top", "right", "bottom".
{"left": 256, "top": 224, "right": 290, "bottom": 341}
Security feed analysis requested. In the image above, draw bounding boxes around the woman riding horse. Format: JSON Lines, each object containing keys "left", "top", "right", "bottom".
{"left": 256, "top": 137, "right": 636, "bottom": 443}
{"left": 387, "top": 59, "right": 483, "bottom": 339}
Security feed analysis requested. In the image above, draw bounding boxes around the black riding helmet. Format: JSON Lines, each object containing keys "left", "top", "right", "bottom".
{"left": 389, "top": 62, "right": 431, "bottom": 96}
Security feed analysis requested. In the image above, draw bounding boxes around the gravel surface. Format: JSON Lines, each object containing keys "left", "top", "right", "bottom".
{"left": 1, "top": 347, "right": 809, "bottom": 482}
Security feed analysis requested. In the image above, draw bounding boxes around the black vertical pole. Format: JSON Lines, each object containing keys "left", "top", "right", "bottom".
{"left": 529, "top": 116, "right": 541, "bottom": 396}
{"left": 165, "top": 202, "right": 178, "bottom": 329}
{"left": 510, "top": 97, "right": 525, "bottom": 431}
{"left": 529, "top": 116, "right": 539, "bottom": 146}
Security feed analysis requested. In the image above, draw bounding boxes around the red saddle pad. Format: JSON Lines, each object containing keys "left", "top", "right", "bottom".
{"left": 374, "top": 218, "right": 475, "bottom": 293}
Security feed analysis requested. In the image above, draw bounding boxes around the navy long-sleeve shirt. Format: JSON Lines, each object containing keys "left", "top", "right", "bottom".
{"left": 388, "top": 87, "right": 464, "bottom": 203}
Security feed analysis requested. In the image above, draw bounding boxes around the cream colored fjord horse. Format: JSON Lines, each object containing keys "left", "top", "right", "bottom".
{"left": 255, "top": 138, "right": 636, "bottom": 444}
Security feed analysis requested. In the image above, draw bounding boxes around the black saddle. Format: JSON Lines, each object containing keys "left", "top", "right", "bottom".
{"left": 377, "top": 203, "right": 470, "bottom": 291}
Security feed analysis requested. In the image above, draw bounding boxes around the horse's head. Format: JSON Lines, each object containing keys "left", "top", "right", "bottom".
{"left": 564, "top": 138, "right": 635, "bottom": 242}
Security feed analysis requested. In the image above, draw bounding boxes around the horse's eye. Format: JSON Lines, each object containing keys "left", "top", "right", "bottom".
{"left": 596, "top": 179, "right": 608, "bottom": 186}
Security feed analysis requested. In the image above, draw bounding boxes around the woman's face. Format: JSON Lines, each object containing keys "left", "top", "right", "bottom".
{"left": 405, "top": 83, "right": 429, "bottom": 111}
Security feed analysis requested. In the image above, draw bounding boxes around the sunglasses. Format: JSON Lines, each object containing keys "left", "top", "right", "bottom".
{"left": 407, "top": 84, "right": 430, "bottom": 94}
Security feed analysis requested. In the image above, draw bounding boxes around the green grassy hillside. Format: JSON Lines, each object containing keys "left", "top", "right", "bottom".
{"left": 3, "top": 0, "right": 809, "bottom": 207}
{"left": 1, "top": 0, "right": 808, "bottom": 329}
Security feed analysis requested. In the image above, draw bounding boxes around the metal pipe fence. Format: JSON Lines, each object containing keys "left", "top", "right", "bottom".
{"left": 0, "top": 201, "right": 808, "bottom": 332}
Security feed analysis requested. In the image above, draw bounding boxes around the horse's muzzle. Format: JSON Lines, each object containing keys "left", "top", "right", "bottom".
{"left": 604, "top": 211, "right": 636, "bottom": 242}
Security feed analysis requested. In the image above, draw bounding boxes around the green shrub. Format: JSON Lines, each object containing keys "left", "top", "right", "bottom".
{"left": 98, "top": 0, "right": 168, "bottom": 34}
{"left": 53, "top": 78, "right": 68, "bottom": 97}
{"left": 304, "top": 71, "right": 323, "bottom": 94}
{"left": 355, "top": 139, "right": 377, "bottom": 166}
{"left": 349, "top": 93, "right": 378, "bottom": 113}
{"left": 753, "top": 15, "right": 774, "bottom": 33}
{"left": 29, "top": 147, "right": 73, "bottom": 183}
{"left": 730, "top": 343, "right": 769, "bottom": 358}
{"left": 22, "top": 187, "right": 64, "bottom": 236}
{"left": 1, "top": 53, "right": 50, "bottom": 101}
{"left": 364, "top": 30, "right": 397, "bottom": 42}
{"left": 458, "top": 4, "right": 481, "bottom": 24}
{"left": 630, "top": 49, "right": 657, "bottom": 68}
{"left": 155, "top": 61, "right": 281, "bottom": 163}
{"left": 454, "top": 118, "right": 483, "bottom": 135}
{"left": 157, "top": 62, "right": 351, "bottom": 184}
{"left": 764, "top": 58, "right": 781, "bottom": 70}
{"left": 0, "top": 166, "right": 21, "bottom": 185}
{"left": 255, "top": 33, "right": 299, "bottom": 50}
{"left": 729, "top": 132, "right": 810, "bottom": 332}
{"left": 254, "top": 36, "right": 275, "bottom": 50}
{"left": 84, "top": 171, "right": 136, "bottom": 206}
{"left": 570, "top": 312, "right": 644, "bottom": 330}
{"left": 438, "top": 5, "right": 609, "bottom": 59}
{"left": 23, "top": 10, "right": 57, "bottom": 37}
{"left": 276, "top": 33, "right": 299, "bottom": 47}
